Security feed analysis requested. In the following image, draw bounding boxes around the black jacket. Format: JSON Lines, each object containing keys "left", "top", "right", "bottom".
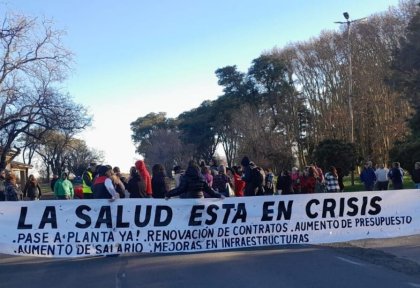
{"left": 167, "top": 166, "right": 222, "bottom": 199}
{"left": 152, "top": 173, "right": 169, "bottom": 199}
{"left": 127, "top": 174, "right": 148, "bottom": 198}
{"left": 412, "top": 168, "right": 420, "bottom": 183}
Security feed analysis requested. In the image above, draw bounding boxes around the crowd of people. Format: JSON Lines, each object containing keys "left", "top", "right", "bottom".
{"left": 359, "top": 161, "right": 420, "bottom": 191}
{"left": 0, "top": 158, "right": 419, "bottom": 202}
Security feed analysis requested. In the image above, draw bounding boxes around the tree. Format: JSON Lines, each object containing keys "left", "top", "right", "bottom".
{"left": 0, "top": 12, "right": 91, "bottom": 169}
{"left": 178, "top": 101, "right": 219, "bottom": 162}
{"left": 391, "top": 3, "right": 420, "bottom": 138}
{"left": 131, "top": 112, "right": 191, "bottom": 173}
{"left": 312, "top": 139, "right": 356, "bottom": 177}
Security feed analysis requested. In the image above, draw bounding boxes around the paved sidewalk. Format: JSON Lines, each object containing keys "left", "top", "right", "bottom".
{"left": 349, "top": 235, "right": 420, "bottom": 265}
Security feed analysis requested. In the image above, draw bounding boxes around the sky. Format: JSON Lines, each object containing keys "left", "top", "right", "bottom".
{"left": 4, "top": 0, "right": 400, "bottom": 173}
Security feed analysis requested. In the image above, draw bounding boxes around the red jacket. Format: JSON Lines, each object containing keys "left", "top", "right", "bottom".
{"left": 135, "top": 160, "right": 152, "bottom": 196}
{"left": 233, "top": 173, "right": 245, "bottom": 197}
{"left": 303, "top": 176, "right": 316, "bottom": 193}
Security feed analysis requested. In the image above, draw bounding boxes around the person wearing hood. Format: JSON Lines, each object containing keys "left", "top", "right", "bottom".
{"left": 135, "top": 160, "right": 152, "bottom": 197}
{"left": 166, "top": 161, "right": 224, "bottom": 199}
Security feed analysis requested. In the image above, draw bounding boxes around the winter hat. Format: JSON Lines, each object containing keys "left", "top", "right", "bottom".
{"left": 240, "top": 156, "right": 250, "bottom": 166}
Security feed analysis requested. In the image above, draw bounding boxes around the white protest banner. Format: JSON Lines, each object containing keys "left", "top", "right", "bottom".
{"left": 0, "top": 189, "right": 419, "bottom": 258}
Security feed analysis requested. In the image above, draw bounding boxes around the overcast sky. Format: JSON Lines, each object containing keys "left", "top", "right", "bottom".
{"left": 5, "top": 0, "right": 400, "bottom": 172}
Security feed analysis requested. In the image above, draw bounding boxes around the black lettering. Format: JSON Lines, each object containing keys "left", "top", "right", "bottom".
{"left": 306, "top": 199, "right": 319, "bottom": 219}
{"left": 232, "top": 203, "right": 247, "bottom": 223}
{"left": 346, "top": 197, "right": 359, "bottom": 216}
{"left": 116, "top": 205, "right": 129, "bottom": 228}
{"left": 261, "top": 201, "right": 275, "bottom": 221}
{"left": 154, "top": 205, "right": 172, "bottom": 226}
{"left": 95, "top": 206, "right": 112, "bottom": 228}
{"left": 39, "top": 206, "right": 57, "bottom": 229}
{"left": 222, "top": 204, "right": 235, "bottom": 224}
{"left": 189, "top": 205, "right": 204, "bottom": 226}
{"left": 368, "top": 196, "right": 382, "bottom": 215}
{"left": 322, "top": 199, "right": 336, "bottom": 218}
{"left": 17, "top": 207, "right": 32, "bottom": 229}
{"left": 277, "top": 201, "right": 293, "bottom": 220}
{"left": 134, "top": 206, "right": 152, "bottom": 227}
{"left": 75, "top": 205, "right": 92, "bottom": 228}
{"left": 205, "top": 205, "right": 218, "bottom": 225}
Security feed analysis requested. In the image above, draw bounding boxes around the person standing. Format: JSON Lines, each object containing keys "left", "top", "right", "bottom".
{"left": 388, "top": 162, "right": 404, "bottom": 190}
{"left": 375, "top": 164, "right": 389, "bottom": 191}
{"left": 4, "top": 174, "right": 21, "bottom": 201}
{"left": 264, "top": 168, "right": 275, "bottom": 195}
{"left": 232, "top": 166, "right": 245, "bottom": 197}
{"left": 127, "top": 166, "right": 148, "bottom": 198}
{"left": 92, "top": 165, "right": 119, "bottom": 200}
{"left": 336, "top": 167, "right": 345, "bottom": 192}
{"left": 302, "top": 166, "right": 318, "bottom": 194}
{"left": 23, "top": 174, "right": 42, "bottom": 200}
{"left": 201, "top": 166, "right": 213, "bottom": 188}
{"left": 212, "top": 165, "right": 233, "bottom": 197}
{"left": 411, "top": 162, "right": 420, "bottom": 189}
{"left": 173, "top": 166, "right": 184, "bottom": 188}
{"left": 166, "top": 162, "right": 223, "bottom": 199}
{"left": 0, "top": 169, "right": 6, "bottom": 201}
{"left": 112, "top": 166, "right": 127, "bottom": 198}
{"left": 241, "top": 156, "right": 264, "bottom": 196}
{"left": 82, "top": 163, "right": 96, "bottom": 199}
{"left": 360, "top": 161, "right": 376, "bottom": 191}
{"left": 276, "top": 170, "right": 293, "bottom": 195}
{"left": 54, "top": 172, "right": 74, "bottom": 200}
{"left": 151, "top": 164, "right": 170, "bottom": 199}
{"left": 324, "top": 166, "right": 340, "bottom": 193}
{"left": 50, "top": 174, "right": 59, "bottom": 192}
{"left": 135, "top": 160, "right": 152, "bottom": 197}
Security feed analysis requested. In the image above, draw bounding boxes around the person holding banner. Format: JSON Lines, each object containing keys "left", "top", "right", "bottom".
{"left": 166, "top": 162, "right": 224, "bottom": 199}
{"left": 127, "top": 166, "right": 149, "bottom": 198}
{"left": 151, "top": 163, "right": 170, "bottom": 199}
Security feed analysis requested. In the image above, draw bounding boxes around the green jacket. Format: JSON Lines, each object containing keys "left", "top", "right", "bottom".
{"left": 54, "top": 178, "right": 74, "bottom": 198}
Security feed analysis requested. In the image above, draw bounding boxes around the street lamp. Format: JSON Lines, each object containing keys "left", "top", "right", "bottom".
{"left": 335, "top": 12, "right": 366, "bottom": 185}
{"left": 334, "top": 12, "right": 366, "bottom": 143}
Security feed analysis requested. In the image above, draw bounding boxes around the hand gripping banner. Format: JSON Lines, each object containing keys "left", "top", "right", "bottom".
{"left": 0, "top": 189, "right": 419, "bottom": 257}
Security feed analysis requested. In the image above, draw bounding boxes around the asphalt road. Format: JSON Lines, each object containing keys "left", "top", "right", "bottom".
{"left": 2, "top": 245, "right": 420, "bottom": 288}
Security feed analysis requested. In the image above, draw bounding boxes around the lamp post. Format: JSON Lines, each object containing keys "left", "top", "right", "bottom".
{"left": 335, "top": 12, "right": 366, "bottom": 185}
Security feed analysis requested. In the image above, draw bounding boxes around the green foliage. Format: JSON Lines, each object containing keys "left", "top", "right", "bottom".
{"left": 391, "top": 3, "right": 420, "bottom": 138}
{"left": 389, "top": 140, "right": 420, "bottom": 172}
{"left": 130, "top": 112, "right": 174, "bottom": 146}
{"left": 177, "top": 101, "right": 219, "bottom": 162}
{"left": 312, "top": 139, "right": 356, "bottom": 176}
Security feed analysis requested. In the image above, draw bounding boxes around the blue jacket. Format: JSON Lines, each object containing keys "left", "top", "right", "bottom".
{"left": 360, "top": 167, "right": 376, "bottom": 185}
